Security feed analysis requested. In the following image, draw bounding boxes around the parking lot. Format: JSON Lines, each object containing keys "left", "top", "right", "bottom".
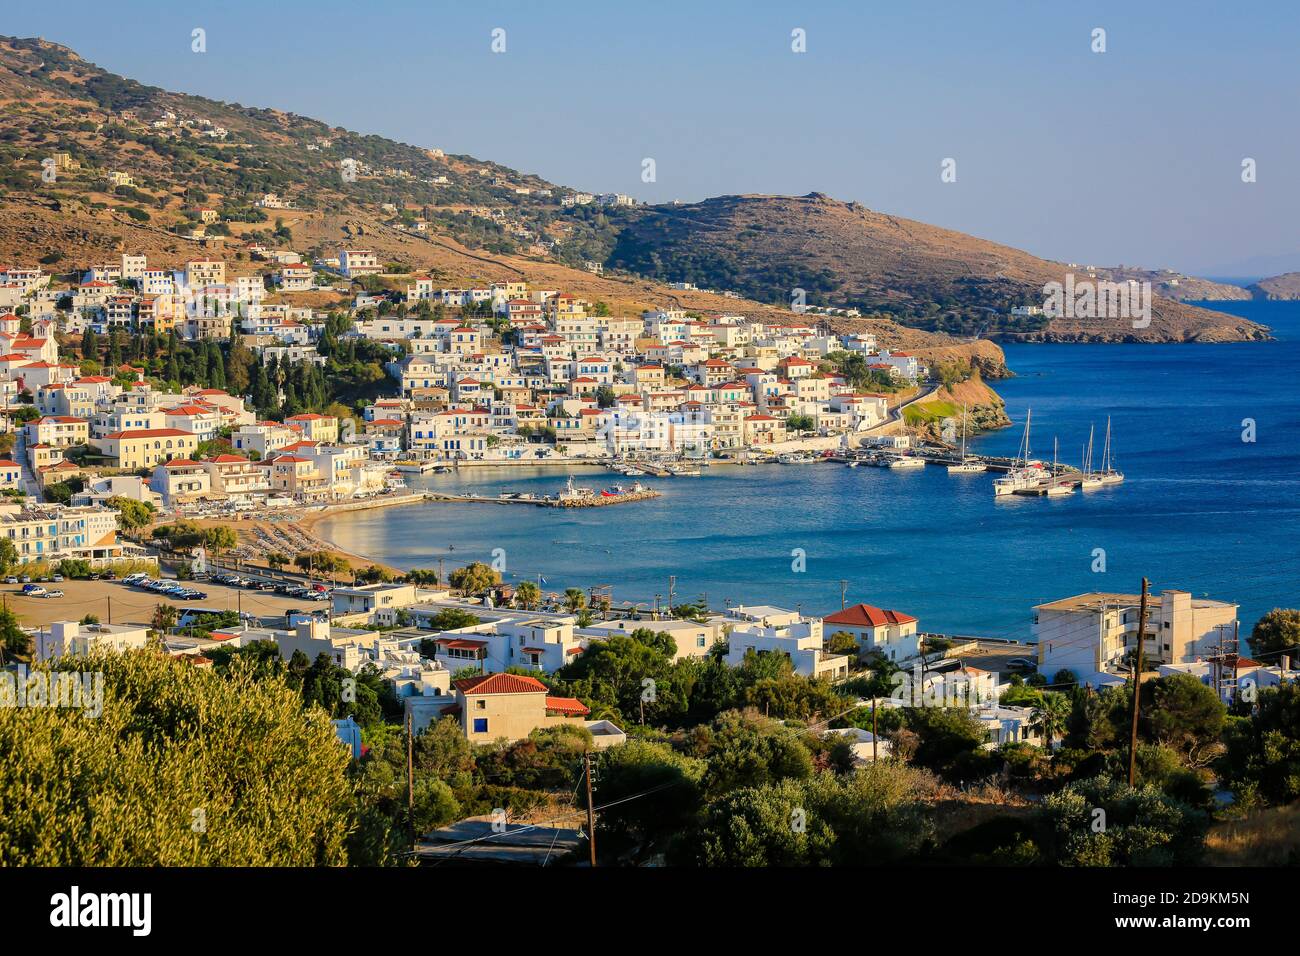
{"left": 7, "top": 573, "right": 333, "bottom": 629}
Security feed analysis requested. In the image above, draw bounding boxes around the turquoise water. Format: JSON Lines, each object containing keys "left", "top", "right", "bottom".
{"left": 316, "top": 301, "right": 1300, "bottom": 639}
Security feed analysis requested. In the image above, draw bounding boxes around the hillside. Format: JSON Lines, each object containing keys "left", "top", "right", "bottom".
{"left": 0, "top": 35, "right": 1262, "bottom": 355}
{"left": 608, "top": 193, "right": 1268, "bottom": 343}
{"left": 1248, "top": 272, "right": 1300, "bottom": 300}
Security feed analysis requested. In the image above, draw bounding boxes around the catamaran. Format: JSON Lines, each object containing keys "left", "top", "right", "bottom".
{"left": 993, "top": 409, "right": 1046, "bottom": 496}
{"left": 1079, "top": 425, "right": 1103, "bottom": 491}
{"left": 947, "top": 404, "right": 987, "bottom": 473}
{"left": 1098, "top": 417, "right": 1124, "bottom": 485}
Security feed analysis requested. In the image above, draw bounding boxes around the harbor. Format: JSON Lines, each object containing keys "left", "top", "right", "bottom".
{"left": 425, "top": 476, "right": 661, "bottom": 508}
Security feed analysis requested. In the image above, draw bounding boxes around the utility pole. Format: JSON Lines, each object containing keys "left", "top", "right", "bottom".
{"left": 840, "top": 580, "right": 848, "bottom": 611}
{"left": 872, "top": 696, "right": 878, "bottom": 762}
{"left": 1127, "top": 577, "right": 1150, "bottom": 788}
{"left": 406, "top": 711, "right": 415, "bottom": 847}
{"left": 107, "top": 595, "right": 112, "bottom": 625}
{"left": 667, "top": 575, "right": 675, "bottom": 616}
{"left": 583, "top": 750, "right": 597, "bottom": 867}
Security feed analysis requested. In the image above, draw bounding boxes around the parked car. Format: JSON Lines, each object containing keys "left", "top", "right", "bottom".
{"left": 3, "top": 577, "right": 16, "bottom": 585}
{"left": 21, "top": 584, "right": 46, "bottom": 596}
{"left": 20, "top": 576, "right": 31, "bottom": 584}
{"left": 51, "top": 574, "right": 64, "bottom": 583}
{"left": 42, "top": 589, "right": 64, "bottom": 599}
{"left": 1006, "top": 658, "right": 1037, "bottom": 672}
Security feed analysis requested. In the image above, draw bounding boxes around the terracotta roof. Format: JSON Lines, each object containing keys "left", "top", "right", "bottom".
{"left": 453, "top": 672, "right": 547, "bottom": 695}
{"left": 823, "top": 603, "right": 918, "bottom": 628}
{"left": 544, "top": 696, "right": 590, "bottom": 716}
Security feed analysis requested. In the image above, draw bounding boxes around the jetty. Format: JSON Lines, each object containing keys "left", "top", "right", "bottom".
{"left": 424, "top": 477, "right": 661, "bottom": 509}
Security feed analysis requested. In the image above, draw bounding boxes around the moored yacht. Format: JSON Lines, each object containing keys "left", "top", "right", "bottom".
{"left": 1098, "top": 417, "right": 1124, "bottom": 485}
{"left": 947, "top": 405, "right": 987, "bottom": 473}
{"left": 993, "top": 409, "right": 1045, "bottom": 496}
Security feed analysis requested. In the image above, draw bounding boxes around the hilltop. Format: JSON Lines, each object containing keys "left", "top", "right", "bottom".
{"left": 608, "top": 193, "right": 1268, "bottom": 343}
{"left": 0, "top": 35, "right": 1264, "bottom": 351}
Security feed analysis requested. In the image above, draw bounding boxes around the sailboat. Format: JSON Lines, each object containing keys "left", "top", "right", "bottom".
{"left": 948, "top": 404, "right": 987, "bottom": 473}
{"left": 1045, "top": 437, "right": 1074, "bottom": 496}
{"left": 1079, "top": 425, "right": 1103, "bottom": 491}
{"left": 993, "top": 409, "right": 1045, "bottom": 496}
{"left": 1099, "top": 417, "right": 1124, "bottom": 485}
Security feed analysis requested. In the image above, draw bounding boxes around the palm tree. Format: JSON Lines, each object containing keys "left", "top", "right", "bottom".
{"left": 563, "top": 587, "right": 587, "bottom": 613}
{"left": 515, "top": 580, "right": 541, "bottom": 610}
{"left": 1029, "top": 692, "right": 1071, "bottom": 749}
{"left": 151, "top": 603, "right": 178, "bottom": 636}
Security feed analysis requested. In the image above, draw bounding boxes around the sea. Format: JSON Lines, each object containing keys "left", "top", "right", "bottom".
{"left": 314, "top": 300, "right": 1300, "bottom": 640}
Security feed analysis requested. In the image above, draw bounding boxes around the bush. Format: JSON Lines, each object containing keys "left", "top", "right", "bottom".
{"left": 0, "top": 651, "right": 354, "bottom": 865}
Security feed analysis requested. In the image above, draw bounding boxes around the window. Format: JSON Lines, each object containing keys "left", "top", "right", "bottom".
{"left": 473, "top": 718, "right": 488, "bottom": 734}
{"left": 475, "top": 699, "right": 486, "bottom": 710}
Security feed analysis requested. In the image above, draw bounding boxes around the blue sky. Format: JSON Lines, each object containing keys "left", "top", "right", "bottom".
{"left": 9, "top": 1, "right": 1300, "bottom": 275}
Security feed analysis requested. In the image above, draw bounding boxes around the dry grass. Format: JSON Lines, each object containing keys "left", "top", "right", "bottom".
{"left": 1205, "top": 802, "right": 1300, "bottom": 866}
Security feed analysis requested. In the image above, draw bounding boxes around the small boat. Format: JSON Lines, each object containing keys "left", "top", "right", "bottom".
{"left": 888, "top": 455, "right": 926, "bottom": 470}
{"left": 777, "top": 452, "right": 817, "bottom": 465}
{"left": 994, "top": 410, "right": 1046, "bottom": 496}
{"left": 1098, "top": 417, "right": 1124, "bottom": 485}
{"left": 1079, "top": 426, "right": 1103, "bottom": 490}
{"left": 1045, "top": 438, "right": 1075, "bottom": 496}
{"left": 947, "top": 405, "right": 987, "bottom": 473}
{"left": 846, "top": 460, "right": 861, "bottom": 469}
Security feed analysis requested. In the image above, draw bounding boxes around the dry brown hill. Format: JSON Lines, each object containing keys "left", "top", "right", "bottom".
{"left": 608, "top": 193, "right": 1268, "bottom": 343}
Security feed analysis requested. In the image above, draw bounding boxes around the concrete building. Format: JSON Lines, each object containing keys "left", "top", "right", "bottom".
{"left": 1035, "top": 589, "right": 1239, "bottom": 682}
{"left": 823, "top": 603, "right": 921, "bottom": 664}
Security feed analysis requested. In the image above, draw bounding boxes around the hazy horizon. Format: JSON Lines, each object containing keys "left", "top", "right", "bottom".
{"left": 9, "top": 0, "right": 1300, "bottom": 277}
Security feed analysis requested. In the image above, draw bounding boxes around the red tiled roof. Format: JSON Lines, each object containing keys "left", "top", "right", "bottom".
{"left": 544, "top": 696, "right": 590, "bottom": 716}
{"left": 453, "top": 672, "right": 547, "bottom": 694}
{"left": 823, "top": 603, "right": 918, "bottom": 628}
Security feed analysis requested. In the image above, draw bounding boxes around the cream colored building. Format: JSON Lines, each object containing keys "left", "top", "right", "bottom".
{"left": 94, "top": 428, "right": 199, "bottom": 470}
{"left": 454, "top": 672, "right": 590, "bottom": 744}
{"left": 1035, "top": 589, "right": 1239, "bottom": 680}
{"left": 285, "top": 413, "right": 339, "bottom": 444}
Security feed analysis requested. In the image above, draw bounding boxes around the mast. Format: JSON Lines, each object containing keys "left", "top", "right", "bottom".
{"left": 1102, "top": 418, "right": 1112, "bottom": 473}
{"left": 1022, "top": 409, "right": 1032, "bottom": 467}
{"left": 960, "top": 404, "right": 968, "bottom": 460}
{"left": 1084, "top": 423, "right": 1095, "bottom": 474}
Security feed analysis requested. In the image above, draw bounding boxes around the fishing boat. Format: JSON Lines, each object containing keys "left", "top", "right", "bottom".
{"left": 1079, "top": 425, "right": 1104, "bottom": 490}
{"left": 994, "top": 409, "right": 1046, "bottom": 496}
{"left": 947, "top": 404, "right": 987, "bottom": 473}
{"left": 556, "top": 476, "right": 596, "bottom": 502}
{"left": 1098, "top": 417, "right": 1124, "bottom": 485}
